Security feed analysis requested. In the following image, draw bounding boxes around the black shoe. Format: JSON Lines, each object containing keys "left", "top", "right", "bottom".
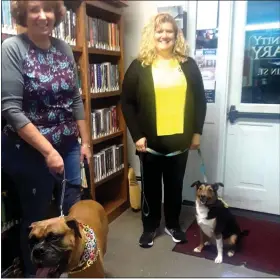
{"left": 139, "top": 231, "right": 156, "bottom": 248}
{"left": 165, "top": 227, "right": 187, "bottom": 243}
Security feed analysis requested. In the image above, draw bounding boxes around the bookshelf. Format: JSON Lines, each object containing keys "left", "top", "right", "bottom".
{"left": 76, "top": 0, "right": 129, "bottom": 223}
{"left": 1, "top": 0, "right": 129, "bottom": 229}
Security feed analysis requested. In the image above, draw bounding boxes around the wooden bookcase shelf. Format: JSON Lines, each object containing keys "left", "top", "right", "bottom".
{"left": 104, "top": 197, "right": 126, "bottom": 216}
{"left": 71, "top": 46, "right": 83, "bottom": 53}
{"left": 82, "top": 91, "right": 121, "bottom": 100}
{"left": 106, "top": 1, "right": 129, "bottom": 8}
{"left": 72, "top": 0, "right": 129, "bottom": 222}
{"left": 95, "top": 168, "right": 124, "bottom": 188}
{"left": 88, "top": 48, "right": 121, "bottom": 57}
{"left": 92, "top": 130, "right": 123, "bottom": 144}
{"left": 91, "top": 90, "right": 121, "bottom": 99}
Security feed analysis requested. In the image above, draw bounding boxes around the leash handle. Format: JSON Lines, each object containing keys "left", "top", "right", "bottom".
{"left": 60, "top": 170, "right": 67, "bottom": 217}
{"left": 197, "top": 148, "right": 208, "bottom": 183}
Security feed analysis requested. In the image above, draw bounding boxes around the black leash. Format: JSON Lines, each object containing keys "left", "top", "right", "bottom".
{"left": 138, "top": 148, "right": 207, "bottom": 217}
{"left": 139, "top": 152, "right": 150, "bottom": 217}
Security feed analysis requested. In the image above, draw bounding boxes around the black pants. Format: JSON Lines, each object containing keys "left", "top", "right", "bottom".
{"left": 139, "top": 151, "right": 188, "bottom": 231}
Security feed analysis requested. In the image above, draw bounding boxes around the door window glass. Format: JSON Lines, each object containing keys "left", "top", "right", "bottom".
{"left": 241, "top": 1, "right": 280, "bottom": 104}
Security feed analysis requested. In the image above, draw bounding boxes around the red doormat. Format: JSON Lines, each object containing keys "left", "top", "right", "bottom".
{"left": 173, "top": 215, "right": 280, "bottom": 276}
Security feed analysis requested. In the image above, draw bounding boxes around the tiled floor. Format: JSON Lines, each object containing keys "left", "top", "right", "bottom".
{"left": 104, "top": 206, "right": 276, "bottom": 278}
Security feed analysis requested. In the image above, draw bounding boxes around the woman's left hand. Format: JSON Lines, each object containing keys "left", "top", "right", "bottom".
{"left": 190, "top": 133, "right": 201, "bottom": 150}
{"left": 80, "top": 143, "right": 92, "bottom": 164}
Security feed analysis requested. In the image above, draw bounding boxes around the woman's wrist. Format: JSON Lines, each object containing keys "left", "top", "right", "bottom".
{"left": 81, "top": 142, "right": 91, "bottom": 148}
{"left": 76, "top": 120, "right": 90, "bottom": 148}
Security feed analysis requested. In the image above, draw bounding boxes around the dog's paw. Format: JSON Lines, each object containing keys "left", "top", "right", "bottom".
{"left": 193, "top": 246, "right": 202, "bottom": 253}
{"left": 227, "top": 250, "right": 235, "bottom": 257}
{"left": 214, "top": 255, "right": 223, "bottom": 264}
{"left": 204, "top": 241, "right": 210, "bottom": 246}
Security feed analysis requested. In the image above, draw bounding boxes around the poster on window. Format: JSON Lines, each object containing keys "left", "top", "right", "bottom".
{"left": 196, "top": 29, "right": 218, "bottom": 50}
{"left": 195, "top": 49, "right": 217, "bottom": 103}
{"left": 242, "top": 28, "right": 280, "bottom": 104}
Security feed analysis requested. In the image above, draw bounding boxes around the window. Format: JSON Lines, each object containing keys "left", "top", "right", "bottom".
{"left": 241, "top": 1, "right": 280, "bottom": 104}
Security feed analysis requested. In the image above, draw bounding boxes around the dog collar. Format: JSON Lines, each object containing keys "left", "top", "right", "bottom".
{"left": 69, "top": 223, "right": 99, "bottom": 274}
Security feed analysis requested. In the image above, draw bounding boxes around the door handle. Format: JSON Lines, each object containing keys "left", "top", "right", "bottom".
{"left": 228, "top": 105, "right": 280, "bottom": 124}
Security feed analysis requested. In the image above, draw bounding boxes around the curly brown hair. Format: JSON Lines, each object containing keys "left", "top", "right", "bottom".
{"left": 11, "top": 1, "right": 66, "bottom": 28}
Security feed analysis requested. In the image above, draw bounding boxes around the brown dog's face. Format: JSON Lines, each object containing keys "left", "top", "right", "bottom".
{"left": 29, "top": 216, "right": 81, "bottom": 278}
{"left": 190, "top": 181, "right": 224, "bottom": 206}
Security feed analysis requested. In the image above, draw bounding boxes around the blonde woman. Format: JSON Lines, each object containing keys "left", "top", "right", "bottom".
{"left": 121, "top": 13, "right": 207, "bottom": 248}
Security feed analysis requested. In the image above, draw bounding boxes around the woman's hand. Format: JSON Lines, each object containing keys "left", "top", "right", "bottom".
{"left": 80, "top": 143, "right": 92, "bottom": 164}
{"left": 45, "top": 148, "right": 64, "bottom": 174}
{"left": 190, "top": 133, "right": 201, "bottom": 150}
{"left": 136, "top": 137, "right": 147, "bottom": 152}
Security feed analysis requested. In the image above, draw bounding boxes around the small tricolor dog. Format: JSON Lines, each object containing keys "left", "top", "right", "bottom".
{"left": 191, "top": 180, "right": 248, "bottom": 264}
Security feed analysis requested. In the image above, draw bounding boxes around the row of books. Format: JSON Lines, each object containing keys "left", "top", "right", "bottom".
{"left": 52, "top": 9, "right": 76, "bottom": 46}
{"left": 1, "top": 1, "right": 17, "bottom": 35}
{"left": 86, "top": 16, "right": 120, "bottom": 51}
{"left": 1, "top": 1, "right": 77, "bottom": 46}
{"left": 1, "top": 219, "right": 20, "bottom": 234}
{"left": 1, "top": 3, "right": 120, "bottom": 53}
{"left": 89, "top": 63, "right": 120, "bottom": 93}
{"left": 93, "top": 144, "right": 124, "bottom": 183}
{"left": 91, "top": 106, "right": 119, "bottom": 139}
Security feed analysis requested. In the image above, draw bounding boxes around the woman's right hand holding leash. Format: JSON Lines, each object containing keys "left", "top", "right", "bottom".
{"left": 136, "top": 137, "right": 147, "bottom": 152}
{"left": 45, "top": 148, "right": 64, "bottom": 174}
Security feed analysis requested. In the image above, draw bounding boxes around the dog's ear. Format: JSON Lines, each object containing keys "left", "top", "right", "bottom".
{"left": 190, "top": 180, "right": 201, "bottom": 188}
{"left": 212, "top": 182, "right": 224, "bottom": 191}
{"left": 66, "top": 219, "right": 82, "bottom": 238}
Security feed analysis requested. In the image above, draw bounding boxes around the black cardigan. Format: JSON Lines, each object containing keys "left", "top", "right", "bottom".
{"left": 121, "top": 57, "right": 207, "bottom": 154}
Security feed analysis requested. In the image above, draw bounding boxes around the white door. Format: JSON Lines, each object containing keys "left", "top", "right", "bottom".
{"left": 223, "top": 1, "right": 280, "bottom": 215}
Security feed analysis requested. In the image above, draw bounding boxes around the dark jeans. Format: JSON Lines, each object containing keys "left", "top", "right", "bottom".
{"left": 1, "top": 133, "right": 82, "bottom": 276}
{"left": 139, "top": 151, "right": 188, "bottom": 231}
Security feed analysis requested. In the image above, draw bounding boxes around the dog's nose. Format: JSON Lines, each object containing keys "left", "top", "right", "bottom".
{"left": 33, "top": 247, "right": 44, "bottom": 259}
{"left": 200, "top": 195, "right": 207, "bottom": 203}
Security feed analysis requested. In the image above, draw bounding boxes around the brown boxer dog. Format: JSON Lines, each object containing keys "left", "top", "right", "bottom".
{"left": 29, "top": 200, "right": 108, "bottom": 278}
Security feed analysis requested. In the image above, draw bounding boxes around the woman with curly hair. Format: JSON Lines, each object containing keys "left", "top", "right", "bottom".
{"left": 1, "top": 1, "right": 91, "bottom": 276}
{"left": 121, "top": 13, "right": 207, "bottom": 248}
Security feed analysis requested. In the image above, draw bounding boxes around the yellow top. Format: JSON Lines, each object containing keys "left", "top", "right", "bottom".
{"left": 152, "top": 58, "right": 187, "bottom": 136}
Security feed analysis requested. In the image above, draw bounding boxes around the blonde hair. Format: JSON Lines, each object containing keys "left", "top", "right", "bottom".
{"left": 138, "top": 13, "right": 189, "bottom": 66}
{"left": 11, "top": 1, "right": 66, "bottom": 28}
